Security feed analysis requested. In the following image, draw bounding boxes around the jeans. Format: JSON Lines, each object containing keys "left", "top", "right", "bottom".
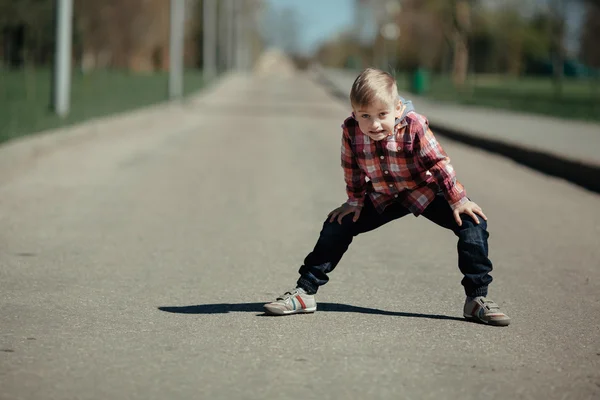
{"left": 297, "top": 193, "right": 493, "bottom": 298}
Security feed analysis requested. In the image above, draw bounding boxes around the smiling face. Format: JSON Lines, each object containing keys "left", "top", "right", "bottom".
{"left": 349, "top": 68, "right": 401, "bottom": 141}
{"left": 354, "top": 100, "right": 401, "bottom": 141}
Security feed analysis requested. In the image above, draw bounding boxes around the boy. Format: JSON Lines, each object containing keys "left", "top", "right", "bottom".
{"left": 264, "top": 68, "right": 510, "bottom": 326}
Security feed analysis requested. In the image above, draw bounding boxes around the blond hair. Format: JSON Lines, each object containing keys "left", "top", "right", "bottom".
{"left": 350, "top": 68, "right": 398, "bottom": 109}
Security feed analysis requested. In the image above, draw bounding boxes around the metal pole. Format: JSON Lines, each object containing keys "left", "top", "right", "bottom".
{"left": 234, "top": 0, "right": 245, "bottom": 71}
{"left": 53, "top": 0, "right": 73, "bottom": 117}
{"left": 244, "top": 4, "right": 253, "bottom": 71}
{"left": 169, "top": 0, "right": 185, "bottom": 99}
{"left": 226, "top": 0, "right": 235, "bottom": 70}
{"left": 203, "top": 0, "right": 217, "bottom": 79}
{"left": 218, "top": 0, "right": 229, "bottom": 70}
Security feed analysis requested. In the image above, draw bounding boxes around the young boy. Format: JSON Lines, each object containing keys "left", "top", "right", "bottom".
{"left": 264, "top": 68, "right": 510, "bottom": 326}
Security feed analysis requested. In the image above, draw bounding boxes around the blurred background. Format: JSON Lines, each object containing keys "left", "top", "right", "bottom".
{"left": 1, "top": 0, "right": 599, "bottom": 145}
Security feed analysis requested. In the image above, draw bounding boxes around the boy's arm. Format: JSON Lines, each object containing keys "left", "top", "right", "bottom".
{"left": 341, "top": 125, "right": 367, "bottom": 208}
{"left": 414, "top": 119, "right": 468, "bottom": 210}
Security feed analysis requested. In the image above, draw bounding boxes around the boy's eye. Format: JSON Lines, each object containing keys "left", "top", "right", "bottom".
{"left": 361, "top": 114, "right": 369, "bottom": 119}
{"left": 380, "top": 112, "right": 388, "bottom": 117}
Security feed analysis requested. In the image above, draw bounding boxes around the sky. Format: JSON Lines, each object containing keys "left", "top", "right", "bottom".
{"left": 263, "top": 0, "right": 356, "bottom": 55}
{"left": 263, "top": 0, "right": 585, "bottom": 57}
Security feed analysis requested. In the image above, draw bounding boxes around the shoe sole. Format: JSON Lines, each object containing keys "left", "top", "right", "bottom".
{"left": 464, "top": 313, "right": 510, "bottom": 327}
{"left": 264, "top": 304, "right": 317, "bottom": 316}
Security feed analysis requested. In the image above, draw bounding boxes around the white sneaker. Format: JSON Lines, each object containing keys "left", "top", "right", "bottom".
{"left": 264, "top": 288, "right": 317, "bottom": 315}
{"left": 464, "top": 296, "right": 511, "bottom": 326}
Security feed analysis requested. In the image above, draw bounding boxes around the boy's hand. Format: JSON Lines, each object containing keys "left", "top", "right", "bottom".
{"left": 453, "top": 200, "right": 487, "bottom": 226}
{"left": 328, "top": 204, "right": 362, "bottom": 224}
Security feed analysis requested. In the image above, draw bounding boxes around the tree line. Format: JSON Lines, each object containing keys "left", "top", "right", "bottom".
{"left": 313, "top": 0, "right": 600, "bottom": 87}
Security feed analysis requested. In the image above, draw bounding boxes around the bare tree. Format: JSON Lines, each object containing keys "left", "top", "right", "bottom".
{"left": 452, "top": 0, "right": 472, "bottom": 87}
{"left": 581, "top": 1, "right": 600, "bottom": 68}
{"left": 548, "top": 0, "right": 566, "bottom": 96}
{"left": 418, "top": 0, "right": 474, "bottom": 87}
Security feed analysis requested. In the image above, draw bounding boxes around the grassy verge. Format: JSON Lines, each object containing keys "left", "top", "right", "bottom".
{"left": 408, "top": 74, "right": 600, "bottom": 122}
{"left": 0, "top": 68, "right": 206, "bottom": 144}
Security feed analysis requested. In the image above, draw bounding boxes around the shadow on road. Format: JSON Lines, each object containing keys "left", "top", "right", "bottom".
{"left": 158, "top": 303, "right": 464, "bottom": 321}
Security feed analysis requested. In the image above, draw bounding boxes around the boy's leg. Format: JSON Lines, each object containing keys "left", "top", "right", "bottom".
{"left": 296, "top": 196, "right": 410, "bottom": 294}
{"left": 420, "top": 193, "right": 510, "bottom": 326}
{"left": 420, "top": 193, "right": 492, "bottom": 298}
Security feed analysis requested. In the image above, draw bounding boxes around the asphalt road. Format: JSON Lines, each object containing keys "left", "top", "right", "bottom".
{"left": 1, "top": 70, "right": 599, "bottom": 400}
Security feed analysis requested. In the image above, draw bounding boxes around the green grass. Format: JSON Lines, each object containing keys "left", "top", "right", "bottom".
{"left": 0, "top": 68, "right": 206, "bottom": 144}
{"left": 406, "top": 74, "right": 600, "bottom": 122}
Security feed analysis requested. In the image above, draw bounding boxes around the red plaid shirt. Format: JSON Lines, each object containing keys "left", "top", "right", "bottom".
{"left": 341, "top": 111, "right": 468, "bottom": 215}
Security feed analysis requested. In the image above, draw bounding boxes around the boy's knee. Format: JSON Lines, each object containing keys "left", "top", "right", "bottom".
{"left": 457, "top": 217, "right": 489, "bottom": 243}
{"left": 459, "top": 215, "right": 487, "bottom": 231}
{"left": 321, "top": 215, "right": 354, "bottom": 237}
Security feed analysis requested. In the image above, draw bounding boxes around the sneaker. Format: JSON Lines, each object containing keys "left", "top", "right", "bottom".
{"left": 464, "top": 296, "right": 511, "bottom": 326}
{"left": 264, "top": 288, "right": 317, "bottom": 316}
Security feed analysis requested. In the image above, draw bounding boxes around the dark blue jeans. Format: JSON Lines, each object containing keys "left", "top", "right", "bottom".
{"left": 297, "top": 193, "right": 493, "bottom": 298}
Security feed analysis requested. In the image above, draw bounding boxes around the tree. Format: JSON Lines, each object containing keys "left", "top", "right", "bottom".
{"left": 412, "top": 0, "right": 475, "bottom": 87}
{"left": 548, "top": 0, "right": 566, "bottom": 95}
{"left": 451, "top": 0, "right": 472, "bottom": 87}
{"left": 580, "top": 1, "right": 600, "bottom": 68}
{"left": 0, "top": 0, "right": 55, "bottom": 66}
{"left": 315, "top": 32, "right": 358, "bottom": 69}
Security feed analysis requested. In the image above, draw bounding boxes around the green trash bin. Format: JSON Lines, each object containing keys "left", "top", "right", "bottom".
{"left": 412, "top": 68, "right": 429, "bottom": 95}
{"left": 345, "top": 56, "right": 361, "bottom": 70}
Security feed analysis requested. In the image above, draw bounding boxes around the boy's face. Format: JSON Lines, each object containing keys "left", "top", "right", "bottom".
{"left": 353, "top": 100, "right": 401, "bottom": 141}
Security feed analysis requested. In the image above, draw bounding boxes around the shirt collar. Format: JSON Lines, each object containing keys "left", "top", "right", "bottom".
{"left": 395, "top": 96, "right": 414, "bottom": 128}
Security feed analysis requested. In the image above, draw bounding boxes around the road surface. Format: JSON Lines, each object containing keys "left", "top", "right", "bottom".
{"left": 1, "top": 67, "right": 599, "bottom": 400}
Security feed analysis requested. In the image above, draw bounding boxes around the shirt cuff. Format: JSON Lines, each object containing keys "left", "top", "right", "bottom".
{"left": 345, "top": 198, "right": 364, "bottom": 208}
{"left": 449, "top": 196, "right": 469, "bottom": 211}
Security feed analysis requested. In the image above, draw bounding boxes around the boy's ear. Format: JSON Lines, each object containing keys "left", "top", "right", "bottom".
{"left": 395, "top": 99, "right": 402, "bottom": 117}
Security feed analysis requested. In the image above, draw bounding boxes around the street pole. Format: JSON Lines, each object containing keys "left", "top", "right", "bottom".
{"left": 53, "top": 0, "right": 73, "bottom": 117}
{"left": 244, "top": 3, "right": 254, "bottom": 71}
{"left": 225, "top": 0, "right": 235, "bottom": 70}
{"left": 234, "top": 0, "right": 245, "bottom": 71}
{"left": 169, "top": 0, "right": 185, "bottom": 99}
{"left": 218, "top": 0, "right": 228, "bottom": 70}
{"left": 203, "top": 0, "right": 217, "bottom": 79}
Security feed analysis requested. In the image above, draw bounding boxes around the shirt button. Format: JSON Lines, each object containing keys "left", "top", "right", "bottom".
{"left": 380, "top": 156, "right": 384, "bottom": 159}
{"left": 395, "top": 194, "right": 399, "bottom": 198}
{"left": 384, "top": 171, "right": 389, "bottom": 174}
{"left": 389, "top": 184, "right": 393, "bottom": 187}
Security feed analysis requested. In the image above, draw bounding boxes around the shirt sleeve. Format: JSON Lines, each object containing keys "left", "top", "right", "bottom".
{"left": 414, "top": 119, "right": 468, "bottom": 210}
{"left": 341, "top": 124, "right": 367, "bottom": 208}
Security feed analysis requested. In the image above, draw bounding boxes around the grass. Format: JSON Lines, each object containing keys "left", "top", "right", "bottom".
{"left": 0, "top": 68, "right": 206, "bottom": 144}
{"left": 4, "top": 67, "right": 598, "bottom": 147}
{"left": 401, "top": 73, "right": 600, "bottom": 122}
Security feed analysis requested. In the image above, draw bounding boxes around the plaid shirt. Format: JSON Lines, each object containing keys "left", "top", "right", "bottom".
{"left": 341, "top": 111, "right": 468, "bottom": 216}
